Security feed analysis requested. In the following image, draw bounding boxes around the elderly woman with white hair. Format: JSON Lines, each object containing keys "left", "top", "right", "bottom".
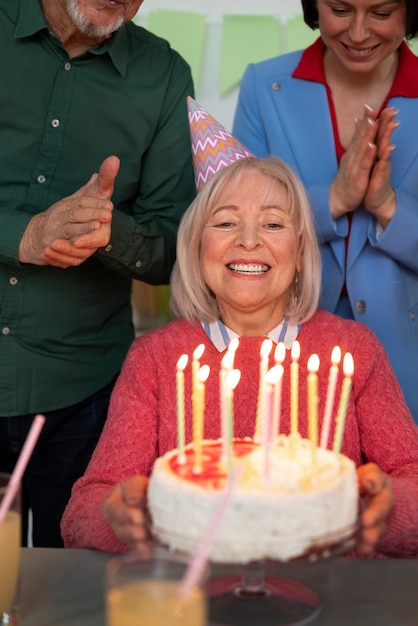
{"left": 61, "top": 156, "right": 418, "bottom": 557}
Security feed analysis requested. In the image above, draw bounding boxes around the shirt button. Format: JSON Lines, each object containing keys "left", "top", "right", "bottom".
{"left": 356, "top": 300, "right": 366, "bottom": 314}
{"left": 64, "top": 62, "right": 71, "bottom": 71}
{"left": 105, "top": 244, "right": 112, "bottom": 252}
{"left": 272, "top": 82, "right": 281, "bottom": 91}
{"left": 9, "top": 277, "right": 18, "bottom": 286}
{"left": 51, "top": 119, "right": 60, "bottom": 128}
{"left": 135, "top": 260, "right": 142, "bottom": 268}
{"left": 2, "top": 327, "right": 10, "bottom": 335}
{"left": 37, "top": 175, "right": 46, "bottom": 184}
{"left": 412, "top": 313, "right": 416, "bottom": 321}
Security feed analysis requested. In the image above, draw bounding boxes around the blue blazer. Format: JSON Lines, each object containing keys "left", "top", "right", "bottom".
{"left": 233, "top": 46, "right": 418, "bottom": 424}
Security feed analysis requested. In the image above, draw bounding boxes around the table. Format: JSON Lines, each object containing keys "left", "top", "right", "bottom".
{"left": 19, "top": 547, "right": 418, "bottom": 626}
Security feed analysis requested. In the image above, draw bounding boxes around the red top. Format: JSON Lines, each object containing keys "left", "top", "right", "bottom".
{"left": 61, "top": 311, "right": 418, "bottom": 558}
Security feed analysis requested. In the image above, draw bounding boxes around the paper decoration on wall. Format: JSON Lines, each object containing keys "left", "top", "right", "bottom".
{"left": 146, "top": 11, "right": 206, "bottom": 90}
{"left": 220, "top": 15, "right": 281, "bottom": 95}
{"left": 286, "top": 15, "right": 318, "bottom": 53}
{"left": 187, "top": 97, "right": 253, "bottom": 191}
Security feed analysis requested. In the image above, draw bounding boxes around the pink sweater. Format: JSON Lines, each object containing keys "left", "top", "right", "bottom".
{"left": 61, "top": 311, "right": 418, "bottom": 557}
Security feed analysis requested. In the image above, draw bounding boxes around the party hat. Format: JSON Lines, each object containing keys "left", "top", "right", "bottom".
{"left": 187, "top": 97, "right": 253, "bottom": 191}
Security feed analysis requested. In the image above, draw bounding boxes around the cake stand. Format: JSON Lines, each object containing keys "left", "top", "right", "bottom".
{"left": 154, "top": 521, "right": 358, "bottom": 626}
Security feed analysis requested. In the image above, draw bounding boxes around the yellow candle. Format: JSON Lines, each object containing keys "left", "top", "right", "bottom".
{"left": 264, "top": 365, "right": 282, "bottom": 484}
{"left": 333, "top": 353, "right": 354, "bottom": 455}
{"left": 290, "top": 340, "right": 300, "bottom": 435}
{"left": 225, "top": 369, "right": 241, "bottom": 477}
{"left": 192, "top": 344, "right": 205, "bottom": 433}
{"left": 320, "top": 346, "right": 341, "bottom": 449}
{"left": 307, "top": 354, "right": 320, "bottom": 448}
{"left": 254, "top": 338, "right": 273, "bottom": 441}
{"left": 193, "top": 364, "right": 210, "bottom": 474}
{"left": 176, "top": 354, "right": 188, "bottom": 464}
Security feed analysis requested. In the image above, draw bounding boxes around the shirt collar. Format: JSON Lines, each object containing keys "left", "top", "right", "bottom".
{"left": 202, "top": 318, "right": 301, "bottom": 352}
{"left": 293, "top": 37, "right": 418, "bottom": 98}
{"left": 16, "top": 0, "right": 129, "bottom": 77}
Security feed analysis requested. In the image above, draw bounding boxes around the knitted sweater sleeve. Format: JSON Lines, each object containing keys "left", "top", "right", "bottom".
{"left": 61, "top": 335, "right": 162, "bottom": 552}
{"left": 350, "top": 323, "right": 418, "bottom": 557}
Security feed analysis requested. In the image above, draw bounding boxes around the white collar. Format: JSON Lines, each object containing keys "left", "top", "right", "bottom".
{"left": 202, "top": 317, "right": 301, "bottom": 353}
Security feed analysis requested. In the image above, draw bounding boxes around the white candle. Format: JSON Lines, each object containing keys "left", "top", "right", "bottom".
{"left": 254, "top": 338, "right": 273, "bottom": 441}
{"left": 193, "top": 364, "right": 210, "bottom": 474}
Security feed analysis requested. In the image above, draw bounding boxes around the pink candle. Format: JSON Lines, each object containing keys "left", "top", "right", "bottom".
{"left": 290, "top": 340, "right": 300, "bottom": 435}
{"left": 333, "top": 353, "right": 354, "bottom": 455}
{"left": 307, "top": 354, "right": 320, "bottom": 448}
{"left": 254, "top": 338, "right": 273, "bottom": 441}
{"left": 176, "top": 354, "right": 188, "bottom": 464}
{"left": 320, "top": 346, "right": 341, "bottom": 449}
{"left": 193, "top": 364, "right": 210, "bottom": 474}
{"left": 225, "top": 369, "right": 241, "bottom": 477}
{"left": 264, "top": 366, "right": 282, "bottom": 485}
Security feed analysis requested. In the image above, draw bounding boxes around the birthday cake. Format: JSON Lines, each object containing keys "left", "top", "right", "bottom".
{"left": 148, "top": 434, "right": 358, "bottom": 564}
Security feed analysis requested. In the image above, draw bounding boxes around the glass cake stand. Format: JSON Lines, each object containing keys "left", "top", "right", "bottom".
{"left": 153, "top": 521, "right": 359, "bottom": 626}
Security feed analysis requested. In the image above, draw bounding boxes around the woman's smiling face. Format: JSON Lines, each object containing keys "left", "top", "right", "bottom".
{"left": 200, "top": 170, "right": 302, "bottom": 331}
{"left": 317, "top": 0, "right": 406, "bottom": 75}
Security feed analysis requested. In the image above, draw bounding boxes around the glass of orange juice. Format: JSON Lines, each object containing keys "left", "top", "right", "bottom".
{"left": 106, "top": 552, "right": 208, "bottom": 626}
{"left": 0, "top": 473, "right": 21, "bottom": 626}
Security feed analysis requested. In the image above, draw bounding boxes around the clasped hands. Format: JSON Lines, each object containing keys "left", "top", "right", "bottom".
{"left": 102, "top": 462, "right": 394, "bottom": 556}
{"left": 330, "top": 104, "right": 399, "bottom": 229}
{"left": 19, "top": 155, "right": 120, "bottom": 268}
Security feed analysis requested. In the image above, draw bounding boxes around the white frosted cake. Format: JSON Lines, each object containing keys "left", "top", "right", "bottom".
{"left": 148, "top": 434, "right": 358, "bottom": 563}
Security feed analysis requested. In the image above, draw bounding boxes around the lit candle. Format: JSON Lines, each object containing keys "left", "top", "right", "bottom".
{"left": 290, "top": 340, "right": 300, "bottom": 435}
{"left": 264, "top": 366, "right": 282, "bottom": 484}
{"left": 176, "top": 354, "right": 188, "bottom": 464}
{"left": 320, "top": 346, "right": 341, "bottom": 449}
{"left": 307, "top": 354, "right": 320, "bottom": 448}
{"left": 254, "top": 338, "right": 273, "bottom": 441}
{"left": 272, "top": 342, "right": 286, "bottom": 439}
{"left": 192, "top": 343, "right": 205, "bottom": 429}
{"left": 225, "top": 369, "right": 241, "bottom": 477}
{"left": 193, "top": 364, "right": 210, "bottom": 474}
{"left": 220, "top": 339, "right": 239, "bottom": 464}
{"left": 333, "top": 353, "right": 354, "bottom": 455}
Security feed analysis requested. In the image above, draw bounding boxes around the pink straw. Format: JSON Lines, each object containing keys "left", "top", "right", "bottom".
{"left": 0, "top": 414, "right": 46, "bottom": 522}
{"left": 179, "top": 464, "right": 243, "bottom": 598}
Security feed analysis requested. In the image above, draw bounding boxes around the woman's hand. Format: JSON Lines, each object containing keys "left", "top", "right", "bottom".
{"left": 356, "top": 463, "right": 394, "bottom": 554}
{"left": 329, "top": 104, "right": 398, "bottom": 228}
{"left": 102, "top": 475, "right": 151, "bottom": 553}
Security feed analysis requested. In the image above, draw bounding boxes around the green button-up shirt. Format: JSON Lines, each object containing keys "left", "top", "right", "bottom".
{"left": 0, "top": 0, "right": 196, "bottom": 415}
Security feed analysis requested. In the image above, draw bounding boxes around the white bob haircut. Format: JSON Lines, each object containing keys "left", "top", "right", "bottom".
{"left": 170, "top": 156, "right": 321, "bottom": 325}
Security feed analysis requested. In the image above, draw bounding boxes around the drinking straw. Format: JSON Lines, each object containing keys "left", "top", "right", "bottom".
{"left": 179, "top": 463, "right": 244, "bottom": 598}
{"left": 0, "top": 414, "right": 46, "bottom": 522}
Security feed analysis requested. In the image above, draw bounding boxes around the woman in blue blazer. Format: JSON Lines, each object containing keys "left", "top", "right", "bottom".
{"left": 233, "top": 0, "right": 418, "bottom": 424}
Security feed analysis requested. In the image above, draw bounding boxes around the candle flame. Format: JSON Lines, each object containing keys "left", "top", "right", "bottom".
{"left": 331, "top": 346, "right": 342, "bottom": 365}
{"left": 291, "top": 340, "right": 300, "bottom": 360}
{"left": 176, "top": 354, "right": 188, "bottom": 371}
{"left": 197, "top": 364, "right": 210, "bottom": 383}
{"left": 228, "top": 337, "right": 239, "bottom": 354}
{"left": 260, "top": 338, "right": 273, "bottom": 358}
{"left": 265, "top": 364, "right": 284, "bottom": 386}
{"left": 307, "top": 353, "right": 320, "bottom": 373}
{"left": 343, "top": 353, "right": 354, "bottom": 377}
{"left": 225, "top": 368, "right": 241, "bottom": 391}
{"left": 221, "top": 349, "right": 235, "bottom": 371}
{"left": 193, "top": 343, "right": 205, "bottom": 360}
{"left": 274, "top": 342, "right": 286, "bottom": 364}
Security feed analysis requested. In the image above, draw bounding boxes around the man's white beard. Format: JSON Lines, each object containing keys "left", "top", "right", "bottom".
{"left": 66, "top": 0, "right": 124, "bottom": 38}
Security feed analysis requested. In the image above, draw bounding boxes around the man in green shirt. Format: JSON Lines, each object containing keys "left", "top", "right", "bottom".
{"left": 0, "top": 0, "right": 196, "bottom": 546}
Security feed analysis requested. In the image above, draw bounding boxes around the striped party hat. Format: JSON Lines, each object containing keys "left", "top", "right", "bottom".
{"left": 187, "top": 97, "right": 253, "bottom": 192}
